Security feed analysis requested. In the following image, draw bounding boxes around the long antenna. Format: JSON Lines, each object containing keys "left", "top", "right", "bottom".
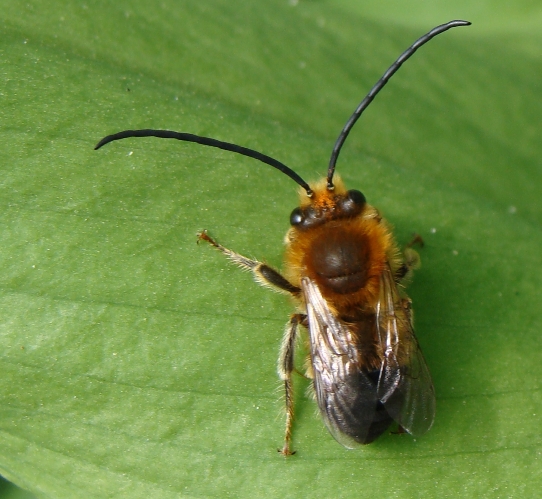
{"left": 326, "top": 20, "right": 471, "bottom": 189}
{"left": 95, "top": 129, "right": 313, "bottom": 196}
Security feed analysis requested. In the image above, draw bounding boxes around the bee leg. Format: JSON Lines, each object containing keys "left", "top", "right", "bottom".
{"left": 198, "top": 230, "right": 301, "bottom": 296}
{"left": 277, "top": 313, "right": 306, "bottom": 456}
{"left": 199, "top": 231, "right": 304, "bottom": 455}
{"left": 406, "top": 233, "right": 425, "bottom": 249}
{"left": 395, "top": 234, "right": 423, "bottom": 283}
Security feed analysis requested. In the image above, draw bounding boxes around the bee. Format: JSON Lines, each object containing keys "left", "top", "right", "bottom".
{"left": 95, "top": 20, "right": 470, "bottom": 455}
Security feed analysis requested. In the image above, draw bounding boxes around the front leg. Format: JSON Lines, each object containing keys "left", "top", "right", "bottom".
{"left": 198, "top": 230, "right": 300, "bottom": 296}
{"left": 395, "top": 234, "right": 423, "bottom": 283}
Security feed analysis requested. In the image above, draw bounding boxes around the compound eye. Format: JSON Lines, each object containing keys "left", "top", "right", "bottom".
{"left": 347, "top": 189, "right": 366, "bottom": 206}
{"left": 338, "top": 189, "right": 366, "bottom": 217}
{"left": 290, "top": 207, "right": 304, "bottom": 226}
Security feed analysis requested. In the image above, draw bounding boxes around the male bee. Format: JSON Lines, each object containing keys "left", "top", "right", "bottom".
{"left": 96, "top": 20, "right": 470, "bottom": 455}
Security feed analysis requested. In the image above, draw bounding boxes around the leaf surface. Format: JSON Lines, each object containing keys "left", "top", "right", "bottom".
{"left": 0, "top": 1, "right": 541, "bottom": 498}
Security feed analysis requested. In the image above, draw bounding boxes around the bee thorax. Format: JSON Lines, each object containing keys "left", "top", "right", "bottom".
{"left": 309, "top": 231, "right": 370, "bottom": 294}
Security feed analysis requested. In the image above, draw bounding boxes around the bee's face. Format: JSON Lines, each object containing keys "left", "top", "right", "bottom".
{"left": 289, "top": 177, "right": 367, "bottom": 231}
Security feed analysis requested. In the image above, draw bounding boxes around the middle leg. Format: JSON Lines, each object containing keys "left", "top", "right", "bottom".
{"left": 277, "top": 313, "right": 306, "bottom": 456}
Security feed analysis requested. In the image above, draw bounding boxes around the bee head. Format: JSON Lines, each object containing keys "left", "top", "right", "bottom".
{"left": 289, "top": 176, "right": 366, "bottom": 230}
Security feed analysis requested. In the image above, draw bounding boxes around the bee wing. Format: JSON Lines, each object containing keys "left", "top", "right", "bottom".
{"left": 375, "top": 264, "right": 436, "bottom": 436}
{"left": 301, "top": 277, "right": 380, "bottom": 448}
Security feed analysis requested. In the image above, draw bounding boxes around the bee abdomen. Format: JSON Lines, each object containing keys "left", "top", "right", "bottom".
{"left": 322, "top": 369, "right": 398, "bottom": 445}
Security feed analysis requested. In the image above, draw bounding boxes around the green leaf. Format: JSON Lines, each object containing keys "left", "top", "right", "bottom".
{"left": 1, "top": 1, "right": 541, "bottom": 498}
{"left": 0, "top": 476, "right": 36, "bottom": 499}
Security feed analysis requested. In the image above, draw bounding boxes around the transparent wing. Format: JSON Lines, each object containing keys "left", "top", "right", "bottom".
{"left": 375, "top": 264, "right": 436, "bottom": 436}
{"left": 302, "top": 265, "right": 435, "bottom": 447}
{"left": 301, "top": 277, "right": 379, "bottom": 448}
